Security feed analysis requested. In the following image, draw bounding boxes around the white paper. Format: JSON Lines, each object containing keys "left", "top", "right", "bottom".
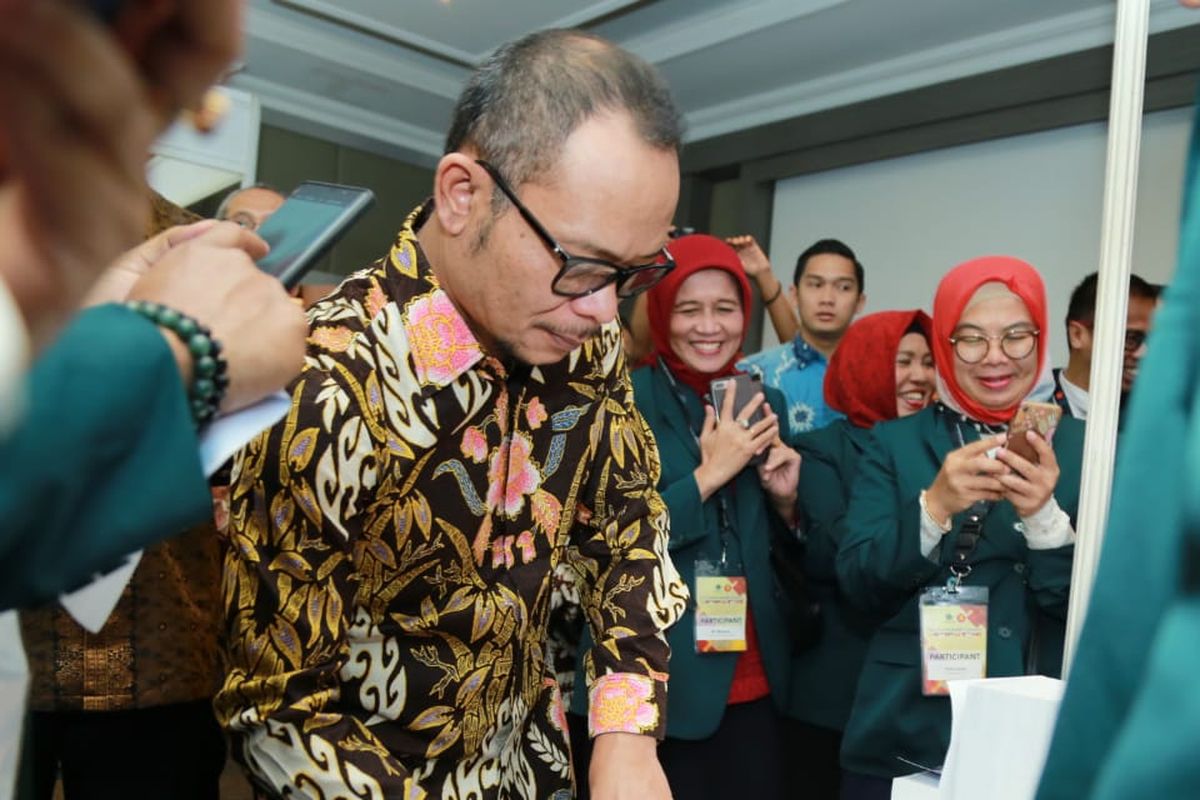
{"left": 938, "top": 676, "right": 1064, "bottom": 800}
{"left": 58, "top": 552, "right": 142, "bottom": 634}
{"left": 0, "top": 611, "right": 30, "bottom": 800}
{"left": 198, "top": 391, "right": 291, "bottom": 477}
{"left": 57, "top": 392, "right": 290, "bottom": 634}
{"left": 893, "top": 772, "right": 941, "bottom": 800}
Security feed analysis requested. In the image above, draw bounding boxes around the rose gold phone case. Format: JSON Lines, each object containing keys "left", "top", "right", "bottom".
{"left": 1007, "top": 401, "right": 1062, "bottom": 464}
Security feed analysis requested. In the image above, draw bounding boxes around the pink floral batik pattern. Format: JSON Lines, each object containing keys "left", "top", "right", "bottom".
{"left": 485, "top": 432, "right": 543, "bottom": 517}
{"left": 404, "top": 290, "right": 481, "bottom": 386}
{"left": 460, "top": 426, "right": 488, "bottom": 463}
{"left": 587, "top": 673, "right": 660, "bottom": 736}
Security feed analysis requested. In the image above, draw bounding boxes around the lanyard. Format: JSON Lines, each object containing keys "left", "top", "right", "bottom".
{"left": 658, "top": 359, "right": 740, "bottom": 569}
{"left": 938, "top": 405, "right": 995, "bottom": 590}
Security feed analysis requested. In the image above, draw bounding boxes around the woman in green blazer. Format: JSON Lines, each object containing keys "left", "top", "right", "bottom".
{"left": 786, "top": 309, "right": 935, "bottom": 798}
{"left": 835, "top": 257, "right": 1084, "bottom": 800}
{"left": 570, "top": 234, "right": 801, "bottom": 800}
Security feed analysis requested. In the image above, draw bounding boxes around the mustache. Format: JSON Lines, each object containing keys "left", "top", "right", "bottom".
{"left": 541, "top": 323, "right": 601, "bottom": 342}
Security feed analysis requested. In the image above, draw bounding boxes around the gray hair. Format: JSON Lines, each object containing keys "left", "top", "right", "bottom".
{"left": 445, "top": 29, "right": 684, "bottom": 192}
{"left": 215, "top": 182, "right": 284, "bottom": 220}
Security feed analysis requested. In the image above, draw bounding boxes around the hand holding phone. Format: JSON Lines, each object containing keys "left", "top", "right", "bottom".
{"left": 1005, "top": 401, "right": 1062, "bottom": 465}
{"left": 709, "top": 373, "right": 769, "bottom": 466}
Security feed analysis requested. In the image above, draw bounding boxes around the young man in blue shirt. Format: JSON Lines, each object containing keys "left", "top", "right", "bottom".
{"left": 733, "top": 237, "right": 866, "bottom": 433}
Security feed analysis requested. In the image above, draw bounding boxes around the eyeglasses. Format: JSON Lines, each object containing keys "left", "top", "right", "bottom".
{"left": 1124, "top": 329, "right": 1147, "bottom": 352}
{"left": 949, "top": 328, "right": 1039, "bottom": 364}
{"left": 475, "top": 160, "right": 675, "bottom": 299}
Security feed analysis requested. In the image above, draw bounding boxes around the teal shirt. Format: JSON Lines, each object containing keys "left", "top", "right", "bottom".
{"left": 836, "top": 406, "right": 1083, "bottom": 778}
{"left": 571, "top": 364, "right": 794, "bottom": 739}
{"left": 0, "top": 305, "right": 210, "bottom": 610}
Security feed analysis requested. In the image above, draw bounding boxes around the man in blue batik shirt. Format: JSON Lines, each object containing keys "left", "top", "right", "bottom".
{"left": 733, "top": 237, "right": 865, "bottom": 433}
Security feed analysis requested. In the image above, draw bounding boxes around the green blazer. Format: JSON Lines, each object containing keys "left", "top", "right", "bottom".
{"left": 835, "top": 406, "right": 1084, "bottom": 778}
{"left": 0, "top": 305, "right": 211, "bottom": 610}
{"left": 788, "top": 418, "right": 878, "bottom": 732}
{"left": 571, "top": 364, "right": 793, "bottom": 739}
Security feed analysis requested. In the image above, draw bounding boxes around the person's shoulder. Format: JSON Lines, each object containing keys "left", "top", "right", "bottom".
{"left": 870, "top": 406, "right": 933, "bottom": 448}
{"left": 630, "top": 362, "right": 657, "bottom": 394}
{"left": 738, "top": 341, "right": 791, "bottom": 372}
{"left": 795, "top": 419, "right": 848, "bottom": 459}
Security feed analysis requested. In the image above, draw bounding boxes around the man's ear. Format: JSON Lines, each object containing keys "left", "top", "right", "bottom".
{"left": 432, "top": 153, "right": 481, "bottom": 237}
{"left": 1067, "top": 320, "right": 1092, "bottom": 352}
{"left": 787, "top": 284, "right": 799, "bottom": 313}
{"left": 854, "top": 292, "right": 866, "bottom": 316}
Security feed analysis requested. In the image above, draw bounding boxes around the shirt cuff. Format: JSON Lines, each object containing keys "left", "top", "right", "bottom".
{"left": 1021, "top": 496, "right": 1075, "bottom": 550}
{"left": 919, "top": 513, "right": 946, "bottom": 560}
{"left": 0, "top": 277, "right": 30, "bottom": 436}
{"left": 918, "top": 491, "right": 951, "bottom": 560}
{"left": 587, "top": 673, "right": 662, "bottom": 737}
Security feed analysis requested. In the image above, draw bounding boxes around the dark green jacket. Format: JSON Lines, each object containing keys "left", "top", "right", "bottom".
{"left": 788, "top": 418, "right": 877, "bottom": 731}
{"left": 836, "top": 406, "right": 1084, "bottom": 778}
{"left": 571, "top": 364, "right": 793, "bottom": 739}
{"left": 0, "top": 305, "right": 211, "bottom": 610}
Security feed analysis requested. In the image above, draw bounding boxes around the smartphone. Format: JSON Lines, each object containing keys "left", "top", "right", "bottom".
{"left": 709, "top": 373, "right": 768, "bottom": 465}
{"left": 254, "top": 182, "right": 375, "bottom": 289}
{"left": 1006, "top": 401, "right": 1062, "bottom": 465}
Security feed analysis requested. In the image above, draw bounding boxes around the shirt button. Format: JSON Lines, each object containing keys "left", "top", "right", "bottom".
{"left": 1014, "top": 522, "right": 1026, "bottom": 534}
{"left": 1013, "top": 563, "right": 1026, "bottom": 574}
{"left": 998, "top": 626, "right": 1012, "bottom": 639}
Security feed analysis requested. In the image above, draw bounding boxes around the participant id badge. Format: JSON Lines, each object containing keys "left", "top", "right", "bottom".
{"left": 919, "top": 585, "right": 988, "bottom": 695}
{"left": 694, "top": 559, "right": 748, "bottom": 653}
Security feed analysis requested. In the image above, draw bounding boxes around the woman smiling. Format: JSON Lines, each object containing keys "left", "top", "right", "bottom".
{"left": 572, "top": 234, "right": 801, "bottom": 799}
{"left": 834, "top": 257, "right": 1085, "bottom": 799}
{"left": 781, "top": 309, "right": 935, "bottom": 797}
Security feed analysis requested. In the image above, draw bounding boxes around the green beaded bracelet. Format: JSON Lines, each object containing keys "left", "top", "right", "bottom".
{"left": 125, "top": 300, "right": 229, "bottom": 426}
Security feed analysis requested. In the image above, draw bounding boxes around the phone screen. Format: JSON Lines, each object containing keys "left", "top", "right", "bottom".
{"left": 255, "top": 183, "right": 374, "bottom": 288}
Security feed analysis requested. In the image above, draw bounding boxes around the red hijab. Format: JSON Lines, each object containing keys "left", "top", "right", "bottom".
{"left": 932, "top": 256, "right": 1049, "bottom": 425}
{"left": 646, "top": 234, "right": 753, "bottom": 396}
{"left": 825, "top": 310, "right": 933, "bottom": 429}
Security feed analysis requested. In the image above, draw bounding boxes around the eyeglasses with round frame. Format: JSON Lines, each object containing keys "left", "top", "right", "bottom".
{"left": 949, "top": 328, "right": 1040, "bottom": 364}
{"left": 475, "top": 160, "right": 675, "bottom": 299}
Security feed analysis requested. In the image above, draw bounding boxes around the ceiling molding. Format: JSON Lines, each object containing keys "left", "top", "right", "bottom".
{"left": 244, "top": 4, "right": 465, "bottom": 100}
{"left": 275, "top": 0, "right": 643, "bottom": 66}
{"left": 619, "top": 0, "right": 849, "bottom": 64}
{"left": 683, "top": 0, "right": 1196, "bottom": 143}
{"left": 231, "top": 74, "right": 444, "bottom": 167}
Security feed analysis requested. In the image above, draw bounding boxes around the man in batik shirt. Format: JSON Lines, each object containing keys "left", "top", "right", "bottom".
{"left": 216, "top": 30, "right": 688, "bottom": 800}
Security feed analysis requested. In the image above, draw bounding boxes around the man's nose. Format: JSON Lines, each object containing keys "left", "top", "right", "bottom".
{"left": 569, "top": 285, "right": 619, "bottom": 326}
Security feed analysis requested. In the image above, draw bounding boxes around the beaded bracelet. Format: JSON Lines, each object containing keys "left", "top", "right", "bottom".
{"left": 125, "top": 300, "right": 229, "bottom": 427}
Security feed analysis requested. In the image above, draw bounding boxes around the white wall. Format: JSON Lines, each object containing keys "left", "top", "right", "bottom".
{"left": 767, "top": 106, "right": 1192, "bottom": 363}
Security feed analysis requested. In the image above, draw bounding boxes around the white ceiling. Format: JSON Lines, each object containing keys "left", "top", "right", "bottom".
{"left": 234, "top": 0, "right": 1199, "bottom": 168}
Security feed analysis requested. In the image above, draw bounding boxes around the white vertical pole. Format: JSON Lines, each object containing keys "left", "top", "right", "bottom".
{"left": 1061, "top": 0, "right": 1150, "bottom": 676}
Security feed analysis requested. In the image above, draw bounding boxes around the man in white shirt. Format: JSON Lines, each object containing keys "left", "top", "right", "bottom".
{"left": 1053, "top": 271, "right": 1159, "bottom": 420}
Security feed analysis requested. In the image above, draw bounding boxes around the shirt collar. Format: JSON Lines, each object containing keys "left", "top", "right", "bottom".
{"left": 391, "top": 202, "right": 486, "bottom": 392}
{"left": 1057, "top": 370, "right": 1090, "bottom": 419}
{"left": 790, "top": 335, "right": 826, "bottom": 368}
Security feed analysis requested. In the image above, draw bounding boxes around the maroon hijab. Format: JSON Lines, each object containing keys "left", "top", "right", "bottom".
{"left": 825, "top": 310, "right": 934, "bottom": 429}
{"left": 646, "top": 234, "right": 753, "bottom": 396}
